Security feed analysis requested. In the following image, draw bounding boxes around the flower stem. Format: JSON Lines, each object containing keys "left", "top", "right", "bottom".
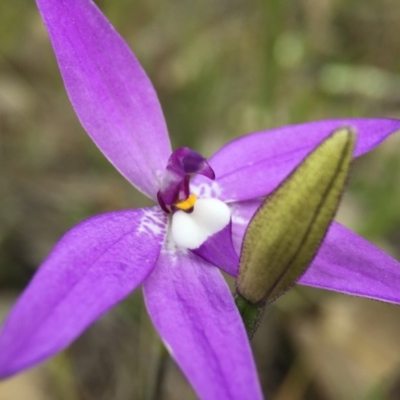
{"left": 234, "top": 292, "right": 266, "bottom": 339}
{"left": 150, "top": 344, "right": 169, "bottom": 400}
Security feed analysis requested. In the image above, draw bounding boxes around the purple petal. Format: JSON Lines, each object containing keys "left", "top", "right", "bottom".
{"left": 36, "top": 0, "right": 172, "bottom": 199}
{"left": 193, "top": 118, "right": 400, "bottom": 202}
{"left": 191, "top": 221, "right": 239, "bottom": 275}
{"left": 143, "top": 250, "right": 262, "bottom": 400}
{"left": 0, "top": 208, "right": 167, "bottom": 377}
{"left": 299, "top": 222, "right": 400, "bottom": 304}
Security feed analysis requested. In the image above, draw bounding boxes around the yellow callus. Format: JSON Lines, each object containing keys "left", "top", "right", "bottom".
{"left": 175, "top": 194, "right": 197, "bottom": 211}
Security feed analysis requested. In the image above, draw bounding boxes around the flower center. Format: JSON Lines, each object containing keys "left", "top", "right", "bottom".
{"left": 157, "top": 147, "right": 231, "bottom": 250}
{"left": 157, "top": 147, "right": 214, "bottom": 214}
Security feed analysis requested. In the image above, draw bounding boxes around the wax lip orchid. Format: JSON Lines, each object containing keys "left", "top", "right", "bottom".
{"left": 1, "top": 0, "right": 400, "bottom": 399}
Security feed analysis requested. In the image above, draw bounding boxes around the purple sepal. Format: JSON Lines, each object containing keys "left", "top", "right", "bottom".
{"left": 300, "top": 222, "right": 400, "bottom": 304}
{"left": 191, "top": 221, "right": 239, "bottom": 276}
{"left": 0, "top": 208, "right": 166, "bottom": 378}
{"left": 35, "top": 0, "right": 172, "bottom": 200}
{"left": 158, "top": 147, "right": 215, "bottom": 209}
{"left": 194, "top": 118, "right": 400, "bottom": 202}
{"left": 143, "top": 251, "right": 263, "bottom": 400}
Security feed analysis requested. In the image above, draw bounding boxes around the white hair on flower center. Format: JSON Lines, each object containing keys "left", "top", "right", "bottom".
{"left": 171, "top": 198, "right": 230, "bottom": 249}
{"left": 192, "top": 181, "right": 222, "bottom": 199}
{"left": 138, "top": 208, "right": 166, "bottom": 238}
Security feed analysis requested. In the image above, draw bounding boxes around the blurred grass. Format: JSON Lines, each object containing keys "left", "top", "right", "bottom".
{"left": 1, "top": 0, "right": 400, "bottom": 399}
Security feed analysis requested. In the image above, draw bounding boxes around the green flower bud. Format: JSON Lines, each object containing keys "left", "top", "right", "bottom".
{"left": 236, "top": 127, "right": 355, "bottom": 315}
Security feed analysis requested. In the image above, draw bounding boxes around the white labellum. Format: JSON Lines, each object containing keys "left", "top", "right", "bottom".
{"left": 171, "top": 198, "right": 230, "bottom": 249}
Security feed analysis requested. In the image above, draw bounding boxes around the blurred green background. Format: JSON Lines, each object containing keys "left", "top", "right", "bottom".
{"left": 1, "top": 0, "right": 400, "bottom": 399}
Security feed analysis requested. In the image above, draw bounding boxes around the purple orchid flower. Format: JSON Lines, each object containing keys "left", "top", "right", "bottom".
{"left": 1, "top": 0, "right": 400, "bottom": 398}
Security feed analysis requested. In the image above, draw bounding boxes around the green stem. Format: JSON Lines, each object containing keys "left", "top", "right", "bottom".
{"left": 151, "top": 344, "right": 169, "bottom": 400}
{"left": 234, "top": 292, "right": 266, "bottom": 339}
